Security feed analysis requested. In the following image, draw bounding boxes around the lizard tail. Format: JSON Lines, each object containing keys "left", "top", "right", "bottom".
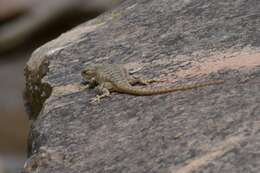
{"left": 116, "top": 80, "right": 224, "bottom": 96}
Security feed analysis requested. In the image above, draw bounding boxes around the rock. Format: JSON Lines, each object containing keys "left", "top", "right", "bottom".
{"left": 23, "top": 0, "right": 260, "bottom": 173}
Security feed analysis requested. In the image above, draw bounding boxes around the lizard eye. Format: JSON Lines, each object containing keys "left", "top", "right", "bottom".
{"left": 81, "top": 70, "right": 88, "bottom": 75}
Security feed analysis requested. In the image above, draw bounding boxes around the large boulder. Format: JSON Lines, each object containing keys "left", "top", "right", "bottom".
{"left": 23, "top": 0, "right": 260, "bottom": 173}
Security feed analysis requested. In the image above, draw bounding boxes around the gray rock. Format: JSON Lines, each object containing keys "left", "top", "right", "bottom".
{"left": 23, "top": 0, "right": 260, "bottom": 173}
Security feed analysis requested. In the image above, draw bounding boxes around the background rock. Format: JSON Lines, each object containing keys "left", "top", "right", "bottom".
{"left": 0, "top": 0, "right": 121, "bottom": 53}
{"left": 24, "top": 0, "right": 260, "bottom": 173}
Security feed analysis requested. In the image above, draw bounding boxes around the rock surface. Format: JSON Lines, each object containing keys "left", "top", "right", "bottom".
{"left": 24, "top": 0, "right": 260, "bottom": 173}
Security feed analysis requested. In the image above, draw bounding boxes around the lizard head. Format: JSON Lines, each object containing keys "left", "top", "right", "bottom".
{"left": 81, "top": 64, "right": 98, "bottom": 80}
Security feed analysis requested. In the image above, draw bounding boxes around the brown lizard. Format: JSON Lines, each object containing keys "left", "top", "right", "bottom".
{"left": 81, "top": 63, "right": 224, "bottom": 102}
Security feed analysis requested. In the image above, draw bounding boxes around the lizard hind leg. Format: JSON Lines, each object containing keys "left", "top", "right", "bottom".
{"left": 128, "top": 75, "right": 163, "bottom": 85}
{"left": 121, "top": 67, "right": 149, "bottom": 85}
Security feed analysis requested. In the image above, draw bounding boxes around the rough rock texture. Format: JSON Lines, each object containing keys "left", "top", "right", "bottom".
{"left": 24, "top": 0, "right": 260, "bottom": 173}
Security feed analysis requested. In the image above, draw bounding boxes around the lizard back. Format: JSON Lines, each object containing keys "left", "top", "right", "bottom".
{"left": 95, "top": 63, "right": 131, "bottom": 87}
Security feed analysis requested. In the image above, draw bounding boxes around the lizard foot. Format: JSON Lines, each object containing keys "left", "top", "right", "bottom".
{"left": 90, "top": 93, "right": 110, "bottom": 103}
{"left": 90, "top": 96, "right": 101, "bottom": 103}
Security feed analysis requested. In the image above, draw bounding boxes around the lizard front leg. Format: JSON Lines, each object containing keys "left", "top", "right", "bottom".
{"left": 91, "top": 83, "right": 112, "bottom": 103}
{"left": 81, "top": 77, "right": 98, "bottom": 89}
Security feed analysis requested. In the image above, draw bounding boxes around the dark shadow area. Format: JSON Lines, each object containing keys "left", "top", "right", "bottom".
{"left": 0, "top": 7, "right": 101, "bottom": 173}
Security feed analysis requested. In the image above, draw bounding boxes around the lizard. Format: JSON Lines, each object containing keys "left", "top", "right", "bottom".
{"left": 81, "top": 63, "right": 224, "bottom": 102}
